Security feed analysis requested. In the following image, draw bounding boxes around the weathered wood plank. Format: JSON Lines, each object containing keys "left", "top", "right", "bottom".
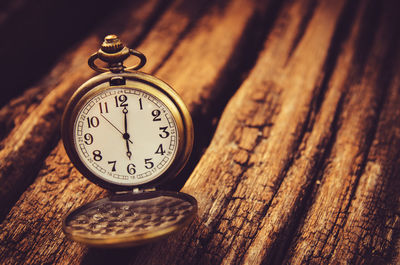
{"left": 328, "top": 5, "right": 400, "bottom": 262}
{"left": 0, "top": 143, "right": 99, "bottom": 265}
{"left": 128, "top": 0, "right": 351, "bottom": 264}
{"left": 285, "top": 0, "right": 400, "bottom": 263}
{"left": 0, "top": 0, "right": 276, "bottom": 264}
{"left": 0, "top": 0, "right": 166, "bottom": 220}
{"left": 329, "top": 51, "right": 400, "bottom": 264}
{"left": 1, "top": 0, "right": 399, "bottom": 264}
{"left": 126, "top": 0, "right": 400, "bottom": 264}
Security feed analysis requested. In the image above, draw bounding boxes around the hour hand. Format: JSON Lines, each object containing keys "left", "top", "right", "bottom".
{"left": 126, "top": 150, "right": 132, "bottom": 160}
{"left": 124, "top": 131, "right": 132, "bottom": 160}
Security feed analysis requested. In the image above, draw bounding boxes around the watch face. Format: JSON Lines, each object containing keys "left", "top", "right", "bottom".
{"left": 73, "top": 86, "right": 179, "bottom": 186}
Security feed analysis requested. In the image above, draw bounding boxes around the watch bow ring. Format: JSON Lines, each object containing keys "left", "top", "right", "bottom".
{"left": 87, "top": 35, "right": 147, "bottom": 73}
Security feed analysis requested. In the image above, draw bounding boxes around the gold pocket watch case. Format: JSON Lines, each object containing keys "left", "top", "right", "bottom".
{"left": 61, "top": 35, "right": 196, "bottom": 247}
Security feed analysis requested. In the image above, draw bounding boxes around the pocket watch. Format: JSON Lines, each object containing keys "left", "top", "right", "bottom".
{"left": 61, "top": 35, "right": 196, "bottom": 247}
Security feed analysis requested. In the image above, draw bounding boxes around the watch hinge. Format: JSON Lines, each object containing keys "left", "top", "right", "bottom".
{"left": 132, "top": 187, "right": 156, "bottom": 194}
{"left": 114, "top": 187, "right": 156, "bottom": 196}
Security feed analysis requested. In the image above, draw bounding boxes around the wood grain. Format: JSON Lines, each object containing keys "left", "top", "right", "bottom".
{"left": 127, "top": 0, "right": 400, "bottom": 264}
{"left": 286, "top": 0, "right": 400, "bottom": 263}
{"left": 0, "top": 0, "right": 165, "bottom": 220}
{"left": 0, "top": 0, "right": 277, "bottom": 264}
{"left": 128, "top": 0, "right": 349, "bottom": 263}
{"left": 0, "top": 0, "right": 399, "bottom": 264}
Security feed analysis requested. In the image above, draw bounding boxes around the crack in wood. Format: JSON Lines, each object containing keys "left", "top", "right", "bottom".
{"left": 285, "top": 0, "right": 318, "bottom": 64}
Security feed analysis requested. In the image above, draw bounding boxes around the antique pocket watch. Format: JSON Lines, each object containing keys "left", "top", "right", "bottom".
{"left": 61, "top": 35, "right": 196, "bottom": 247}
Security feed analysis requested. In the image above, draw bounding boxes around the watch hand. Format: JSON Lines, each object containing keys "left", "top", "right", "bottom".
{"left": 125, "top": 142, "right": 132, "bottom": 160}
{"left": 123, "top": 107, "right": 128, "bottom": 134}
{"left": 122, "top": 107, "right": 132, "bottom": 159}
{"left": 100, "top": 113, "right": 133, "bottom": 144}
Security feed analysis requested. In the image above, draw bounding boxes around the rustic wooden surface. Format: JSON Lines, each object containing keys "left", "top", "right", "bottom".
{"left": 0, "top": 0, "right": 399, "bottom": 264}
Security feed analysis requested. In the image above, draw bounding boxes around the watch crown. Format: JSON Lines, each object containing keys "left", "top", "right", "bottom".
{"left": 101, "top": 34, "right": 124, "bottom": 53}
{"left": 88, "top": 34, "right": 146, "bottom": 73}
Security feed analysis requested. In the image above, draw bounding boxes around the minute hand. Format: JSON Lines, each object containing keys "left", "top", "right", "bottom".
{"left": 122, "top": 107, "right": 132, "bottom": 159}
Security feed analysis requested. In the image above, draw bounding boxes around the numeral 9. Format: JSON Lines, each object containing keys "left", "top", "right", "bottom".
{"left": 84, "top": 133, "right": 93, "bottom": 145}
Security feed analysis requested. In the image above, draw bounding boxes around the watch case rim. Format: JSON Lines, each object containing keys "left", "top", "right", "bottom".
{"left": 61, "top": 71, "right": 194, "bottom": 191}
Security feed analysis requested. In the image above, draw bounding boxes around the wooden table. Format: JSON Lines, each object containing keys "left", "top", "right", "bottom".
{"left": 1, "top": 0, "right": 399, "bottom": 264}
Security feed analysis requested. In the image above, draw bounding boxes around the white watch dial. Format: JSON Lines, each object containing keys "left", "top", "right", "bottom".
{"left": 73, "top": 87, "right": 179, "bottom": 186}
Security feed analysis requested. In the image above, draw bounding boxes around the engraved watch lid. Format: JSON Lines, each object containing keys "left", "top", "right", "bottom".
{"left": 62, "top": 190, "right": 197, "bottom": 248}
